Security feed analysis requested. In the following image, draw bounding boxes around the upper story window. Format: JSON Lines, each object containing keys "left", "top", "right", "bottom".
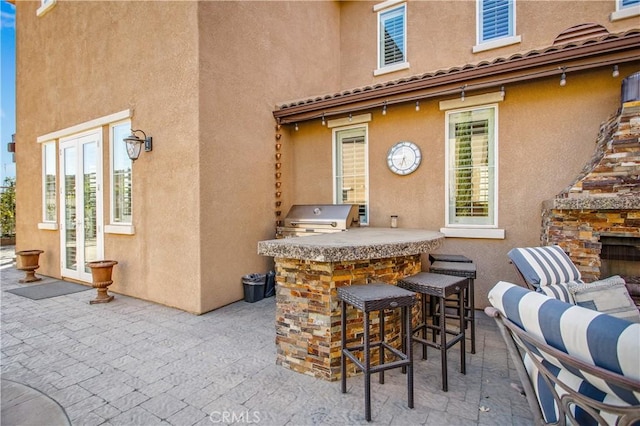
{"left": 374, "top": 2, "right": 409, "bottom": 76}
{"left": 445, "top": 106, "right": 497, "bottom": 230}
{"left": 611, "top": 0, "right": 640, "bottom": 20}
{"left": 334, "top": 125, "right": 369, "bottom": 225}
{"left": 474, "top": 0, "right": 521, "bottom": 53}
{"left": 110, "top": 122, "right": 133, "bottom": 226}
{"left": 37, "top": 0, "right": 57, "bottom": 17}
{"left": 42, "top": 141, "right": 56, "bottom": 223}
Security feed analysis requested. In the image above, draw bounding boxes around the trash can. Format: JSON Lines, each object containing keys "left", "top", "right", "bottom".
{"left": 265, "top": 271, "right": 275, "bottom": 298}
{"left": 242, "top": 273, "right": 266, "bottom": 303}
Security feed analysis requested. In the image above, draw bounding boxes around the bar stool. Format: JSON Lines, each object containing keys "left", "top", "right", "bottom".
{"left": 338, "top": 283, "right": 417, "bottom": 422}
{"left": 397, "top": 272, "right": 466, "bottom": 392}
{"left": 429, "top": 260, "right": 477, "bottom": 354}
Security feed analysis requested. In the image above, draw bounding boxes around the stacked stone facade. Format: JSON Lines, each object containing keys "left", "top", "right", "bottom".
{"left": 542, "top": 101, "right": 640, "bottom": 281}
{"left": 274, "top": 254, "right": 421, "bottom": 381}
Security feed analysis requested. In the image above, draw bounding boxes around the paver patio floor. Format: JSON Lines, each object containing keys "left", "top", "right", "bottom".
{"left": 1, "top": 246, "right": 532, "bottom": 425}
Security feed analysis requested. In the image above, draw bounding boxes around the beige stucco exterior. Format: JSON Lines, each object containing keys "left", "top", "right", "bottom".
{"left": 14, "top": 0, "right": 640, "bottom": 313}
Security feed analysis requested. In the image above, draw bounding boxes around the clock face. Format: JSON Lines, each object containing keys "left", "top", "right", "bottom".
{"left": 387, "top": 141, "right": 421, "bottom": 175}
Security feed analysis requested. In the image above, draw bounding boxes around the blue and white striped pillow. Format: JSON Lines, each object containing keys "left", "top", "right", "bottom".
{"left": 508, "top": 246, "right": 583, "bottom": 289}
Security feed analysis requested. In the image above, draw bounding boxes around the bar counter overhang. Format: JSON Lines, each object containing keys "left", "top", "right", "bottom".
{"left": 258, "top": 228, "right": 444, "bottom": 381}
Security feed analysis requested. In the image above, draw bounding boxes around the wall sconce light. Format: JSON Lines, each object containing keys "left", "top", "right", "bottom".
{"left": 321, "top": 113, "right": 326, "bottom": 126}
{"left": 612, "top": 65, "right": 620, "bottom": 78}
{"left": 294, "top": 123, "right": 299, "bottom": 131}
{"left": 500, "top": 85, "right": 505, "bottom": 98}
{"left": 415, "top": 101, "right": 420, "bottom": 112}
{"left": 559, "top": 67, "right": 567, "bottom": 87}
{"left": 382, "top": 101, "right": 387, "bottom": 116}
{"left": 460, "top": 85, "right": 466, "bottom": 102}
{"left": 123, "top": 129, "right": 152, "bottom": 161}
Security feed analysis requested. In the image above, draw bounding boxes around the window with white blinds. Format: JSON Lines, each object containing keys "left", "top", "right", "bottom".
{"left": 620, "top": 0, "right": 640, "bottom": 8}
{"left": 42, "top": 142, "right": 57, "bottom": 222}
{"left": 478, "top": 0, "right": 514, "bottom": 43}
{"left": 446, "top": 107, "right": 497, "bottom": 227}
{"left": 334, "top": 126, "right": 368, "bottom": 225}
{"left": 378, "top": 4, "right": 406, "bottom": 69}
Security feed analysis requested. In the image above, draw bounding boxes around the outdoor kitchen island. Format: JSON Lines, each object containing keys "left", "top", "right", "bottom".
{"left": 258, "top": 227, "right": 444, "bottom": 381}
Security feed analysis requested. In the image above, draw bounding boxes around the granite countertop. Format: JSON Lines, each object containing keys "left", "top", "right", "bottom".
{"left": 257, "top": 227, "right": 444, "bottom": 262}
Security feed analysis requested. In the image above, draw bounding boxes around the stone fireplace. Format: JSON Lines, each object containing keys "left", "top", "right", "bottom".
{"left": 541, "top": 72, "right": 640, "bottom": 302}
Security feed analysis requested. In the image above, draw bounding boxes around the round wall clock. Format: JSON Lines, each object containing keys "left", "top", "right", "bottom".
{"left": 387, "top": 141, "right": 422, "bottom": 175}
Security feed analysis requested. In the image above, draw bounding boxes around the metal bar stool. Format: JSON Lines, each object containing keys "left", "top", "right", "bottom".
{"left": 397, "top": 272, "right": 466, "bottom": 392}
{"left": 429, "top": 260, "right": 477, "bottom": 354}
{"left": 338, "top": 283, "right": 417, "bottom": 422}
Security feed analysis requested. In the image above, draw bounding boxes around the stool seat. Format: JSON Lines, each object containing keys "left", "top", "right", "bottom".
{"left": 338, "top": 283, "right": 416, "bottom": 312}
{"left": 428, "top": 253, "right": 472, "bottom": 264}
{"left": 429, "top": 261, "right": 477, "bottom": 279}
{"left": 399, "top": 272, "right": 466, "bottom": 298}
{"left": 338, "top": 283, "right": 416, "bottom": 421}
{"left": 398, "top": 272, "right": 467, "bottom": 392}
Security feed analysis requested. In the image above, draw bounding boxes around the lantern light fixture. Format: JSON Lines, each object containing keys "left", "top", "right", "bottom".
{"left": 123, "top": 129, "right": 152, "bottom": 161}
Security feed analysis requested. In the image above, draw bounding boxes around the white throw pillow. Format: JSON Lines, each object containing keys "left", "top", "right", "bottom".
{"left": 569, "top": 276, "right": 640, "bottom": 323}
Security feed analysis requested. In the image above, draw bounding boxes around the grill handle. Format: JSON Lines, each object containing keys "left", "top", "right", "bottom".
{"left": 289, "top": 220, "right": 338, "bottom": 228}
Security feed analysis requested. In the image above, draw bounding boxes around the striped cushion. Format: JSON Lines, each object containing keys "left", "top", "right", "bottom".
{"left": 508, "top": 246, "right": 583, "bottom": 289}
{"left": 538, "top": 282, "right": 575, "bottom": 304}
{"left": 524, "top": 354, "right": 630, "bottom": 424}
{"left": 488, "top": 282, "right": 640, "bottom": 408}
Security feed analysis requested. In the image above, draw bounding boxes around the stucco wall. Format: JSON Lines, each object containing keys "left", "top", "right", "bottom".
{"left": 196, "top": 2, "right": 341, "bottom": 312}
{"left": 16, "top": 1, "right": 202, "bottom": 312}
{"left": 287, "top": 65, "right": 635, "bottom": 308}
{"left": 337, "top": 1, "right": 637, "bottom": 90}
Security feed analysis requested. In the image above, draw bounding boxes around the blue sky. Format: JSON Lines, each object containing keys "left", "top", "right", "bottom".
{"left": 1, "top": 0, "right": 16, "bottom": 183}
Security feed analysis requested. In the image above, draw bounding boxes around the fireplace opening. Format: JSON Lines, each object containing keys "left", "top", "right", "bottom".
{"left": 599, "top": 235, "right": 640, "bottom": 303}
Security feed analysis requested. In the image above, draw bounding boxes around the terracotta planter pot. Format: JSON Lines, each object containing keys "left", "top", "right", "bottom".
{"left": 16, "top": 250, "right": 44, "bottom": 283}
{"left": 87, "top": 260, "right": 118, "bottom": 304}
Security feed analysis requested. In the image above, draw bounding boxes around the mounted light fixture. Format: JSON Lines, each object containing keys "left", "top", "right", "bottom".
{"left": 415, "top": 101, "right": 420, "bottom": 112}
{"left": 382, "top": 101, "right": 387, "bottom": 116}
{"left": 461, "top": 84, "right": 467, "bottom": 101}
{"left": 500, "top": 85, "right": 506, "bottom": 97}
{"left": 612, "top": 65, "right": 620, "bottom": 78}
{"left": 123, "top": 129, "right": 152, "bottom": 161}
{"left": 559, "top": 67, "right": 567, "bottom": 87}
{"left": 321, "top": 113, "right": 326, "bottom": 126}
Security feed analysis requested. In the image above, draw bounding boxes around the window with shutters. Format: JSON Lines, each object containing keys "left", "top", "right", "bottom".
{"left": 445, "top": 106, "right": 497, "bottom": 228}
{"left": 374, "top": 3, "right": 409, "bottom": 76}
{"left": 473, "top": 0, "right": 520, "bottom": 53}
{"left": 611, "top": 0, "right": 640, "bottom": 20}
{"left": 42, "top": 141, "right": 57, "bottom": 223}
{"left": 334, "top": 126, "right": 369, "bottom": 225}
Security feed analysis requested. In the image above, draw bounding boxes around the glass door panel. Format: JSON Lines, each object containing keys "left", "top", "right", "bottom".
{"left": 63, "top": 146, "right": 77, "bottom": 271}
{"left": 60, "top": 131, "right": 103, "bottom": 282}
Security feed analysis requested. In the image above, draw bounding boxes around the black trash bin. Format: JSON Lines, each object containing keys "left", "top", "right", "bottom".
{"left": 242, "top": 273, "right": 266, "bottom": 303}
{"left": 265, "top": 271, "right": 275, "bottom": 298}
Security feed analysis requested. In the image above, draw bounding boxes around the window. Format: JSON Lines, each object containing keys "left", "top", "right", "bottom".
{"left": 445, "top": 106, "right": 497, "bottom": 228}
{"left": 110, "top": 122, "right": 133, "bottom": 225}
{"left": 375, "top": 3, "right": 409, "bottom": 75}
{"left": 474, "top": 0, "right": 520, "bottom": 53}
{"left": 37, "top": 0, "right": 57, "bottom": 16}
{"left": 42, "top": 142, "right": 56, "bottom": 222}
{"left": 611, "top": 0, "right": 640, "bottom": 20}
{"left": 334, "top": 126, "right": 369, "bottom": 225}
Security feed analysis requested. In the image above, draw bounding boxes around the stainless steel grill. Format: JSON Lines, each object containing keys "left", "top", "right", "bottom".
{"left": 277, "top": 204, "right": 360, "bottom": 238}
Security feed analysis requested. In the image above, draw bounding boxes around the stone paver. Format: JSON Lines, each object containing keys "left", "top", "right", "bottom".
{"left": 1, "top": 245, "right": 532, "bottom": 425}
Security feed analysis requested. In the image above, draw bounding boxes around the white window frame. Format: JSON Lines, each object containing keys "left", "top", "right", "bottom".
{"left": 106, "top": 120, "right": 135, "bottom": 235}
{"left": 332, "top": 124, "right": 370, "bottom": 226}
{"left": 611, "top": 0, "right": 640, "bottom": 21}
{"left": 37, "top": 0, "right": 57, "bottom": 17}
{"left": 442, "top": 104, "right": 504, "bottom": 239}
{"left": 473, "top": 0, "right": 521, "bottom": 53}
{"left": 38, "top": 141, "right": 58, "bottom": 230}
{"left": 374, "top": 2, "right": 410, "bottom": 76}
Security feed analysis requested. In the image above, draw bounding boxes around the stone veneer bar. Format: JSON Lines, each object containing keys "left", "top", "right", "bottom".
{"left": 258, "top": 228, "right": 444, "bottom": 380}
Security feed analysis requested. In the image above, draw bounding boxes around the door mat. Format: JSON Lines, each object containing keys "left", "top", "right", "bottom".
{"left": 6, "top": 281, "right": 91, "bottom": 300}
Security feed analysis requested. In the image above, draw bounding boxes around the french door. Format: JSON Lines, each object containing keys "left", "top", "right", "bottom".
{"left": 59, "top": 130, "right": 103, "bottom": 282}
